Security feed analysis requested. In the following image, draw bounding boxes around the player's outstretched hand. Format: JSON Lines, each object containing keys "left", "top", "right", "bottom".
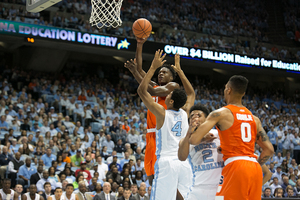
{"left": 171, "top": 53, "right": 182, "bottom": 73}
{"left": 136, "top": 36, "right": 148, "bottom": 44}
{"left": 151, "top": 49, "right": 166, "bottom": 70}
{"left": 124, "top": 58, "right": 137, "bottom": 73}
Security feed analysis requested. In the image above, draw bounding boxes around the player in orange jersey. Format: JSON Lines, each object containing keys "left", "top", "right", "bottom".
{"left": 189, "top": 75, "right": 274, "bottom": 200}
{"left": 124, "top": 38, "right": 179, "bottom": 186}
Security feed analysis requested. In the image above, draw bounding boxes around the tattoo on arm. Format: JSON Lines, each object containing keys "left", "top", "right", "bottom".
{"left": 210, "top": 111, "right": 220, "bottom": 118}
{"left": 256, "top": 130, "right": 270, "bottom": 142}
{"left": 258, "top": 155, "right": 271, "bottom": 166}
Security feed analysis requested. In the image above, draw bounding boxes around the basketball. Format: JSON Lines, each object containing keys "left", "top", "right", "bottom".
{"left": 132, "top": 18, "right": 152, "bottom": 39}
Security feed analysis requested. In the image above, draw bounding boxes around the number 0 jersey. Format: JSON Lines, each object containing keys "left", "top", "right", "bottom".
{"left": 217, "top": 105, "right": 257, "bottom": 162}
{"left": 156, "top": 108, "right": 188, "bottom": 158}
{"left": 189, "top": 129, "right": 223, "bottom": 186}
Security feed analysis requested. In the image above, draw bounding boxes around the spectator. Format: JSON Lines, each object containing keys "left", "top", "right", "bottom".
{"left": 88, "top": 177, "right": 98, "bottom": 192}
{"left": 71, "top": 150, "right": 84, "bottom": 167}
{"left": 29, "top": 165, "right": 44, "bottom": 185}
{"left": 274, "top": 187, "right": 284, "bottom": 198}
{"left": 106, "top": 166, "right": 121, "bottom": 185}
{"left": 48, "top": 188, "right": 63, "bottom": 200}
{"left": 0, "top": 115, "right": 8, "bottom": 131}
{"left": 17, "top": 158, "right": 37, "bottom": 187}
{"left": 286, "top": 185, "right": 295, "bottom": 197}
{"left": 270, "top": 177, "right": 282, "bottom": 195}
{"left": 102, "top": 135, "right": 115, "bottom": 153}
{"left": 120, "top": 152, "right": 130, "bottom": 169}
{"left": 15, "top": 184, "right": 23, "bottom": 200}
{"left": 136, "top": 185, "right": 148, "bottom": 200}
{"left": 1, "top": 179, "right": 19, "bottom": 200}
{"left": 75, "top": 161, "right": 92, "bottom": 181}
{"left": 8, "top": 152, "right": 24, "bottom": 188}
{"left": 0, "top": 146, "right": 14, "bottom": 181}
{"left": 36, "top": 170, "right": 57, "bottom": 192}
{"left": 281, "top": 175, "right": 291, "bottom": 195}
{"left": 122, "top": 121, "right": 130, "bottom": 133}
{"left": 41, "top": 148, "right": 57, "bottom": 168}
{"left": 40, "top": 182, "right": 53, "bottom": 200}
{"left": 75, "top": 181, "right": 93, "bottom": 200}
{"left": 127, "top": 128, "right": 139, "bottom": 151}
{"left": 119, "top": 188, "right": 135, "bottom": 200}
{"left": 94, "top": 182, "right": 114, "bottom": 200}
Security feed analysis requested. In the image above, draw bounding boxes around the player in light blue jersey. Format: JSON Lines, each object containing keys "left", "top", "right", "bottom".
{"left": 137, "top": 51, "right": 195, "bottom": 200}
{"left": 178, "top": 103, "right": 223, "bottom": 200}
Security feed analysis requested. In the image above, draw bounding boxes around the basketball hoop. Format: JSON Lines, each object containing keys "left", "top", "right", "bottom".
{"left": 90, "top": 0, "right": 123, "bottom": 29}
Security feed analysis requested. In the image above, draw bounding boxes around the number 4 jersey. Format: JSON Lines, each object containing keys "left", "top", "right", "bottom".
{"left": 156, "top": 108, "right": 188, "bottom": 158}
{"left": 188, "top": 129, "right": 223, "bottom": 186}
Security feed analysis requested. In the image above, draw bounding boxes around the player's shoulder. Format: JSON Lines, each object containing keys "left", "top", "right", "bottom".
{"left": 208, "top": 107, "right": 230, "bottom": 117}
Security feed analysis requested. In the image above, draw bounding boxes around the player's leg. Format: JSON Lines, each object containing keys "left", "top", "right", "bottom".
{"left": 177, "top": 160, "right": 193, "bottom": 199}
{"left": 176, "top": 190, "right": 183, "bottom": 200}
{"left": 215, "top": 160, "right": 263, "bottom": 200}
{"left": 145, "top": 132, "right": 156, "bottom": 186}
{"left": 151, "top": 158, "right": 177, "bottom": 200}
{"left": 248, "top": 162, "right": 263, "bottom": 200}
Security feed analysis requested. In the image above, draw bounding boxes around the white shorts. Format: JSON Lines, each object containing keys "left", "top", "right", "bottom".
{"left": 151, "top": 157, "right": 192, "bottom": 200}
{"left": 187, "top": 184, "right": 218, "bottom": 200}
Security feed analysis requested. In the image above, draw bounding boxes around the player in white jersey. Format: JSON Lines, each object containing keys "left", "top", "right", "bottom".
{"left": 0, "top": 179, "right": 18, "bottom": 200}
{"left": 22, "top": 185, "right": 44, "bottom": 200}
{"left": 137, "top": 51, "right": 195, "bottom": 200}
{"left": 48, "top": 188, "right": 63, "bottom": 200}
{"left": 61, "top": 184, "right": 76, "bottom": 200}
{"left": 178, "top": 104, "right": 223, "bottom": 200}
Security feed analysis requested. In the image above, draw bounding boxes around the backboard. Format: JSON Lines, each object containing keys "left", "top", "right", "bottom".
{"left": 26, "top": 0, "right": 62, "bottom": 13}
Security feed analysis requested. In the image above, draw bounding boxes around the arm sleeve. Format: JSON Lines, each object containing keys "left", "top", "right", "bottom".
{"left": 8, "top": 161, "right": 17, "bottom": 173}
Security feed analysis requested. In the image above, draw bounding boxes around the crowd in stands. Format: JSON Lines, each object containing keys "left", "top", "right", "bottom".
{"left": 0, "top": 55, "right": 298, "bottom": 198}
{"left": 282, "top": 0, "right": 300, "bottom": 42}
{"left": 1, "top": 0, "right": 300, "bottom": 61}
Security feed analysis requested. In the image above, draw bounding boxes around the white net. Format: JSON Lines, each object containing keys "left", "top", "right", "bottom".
{"left": 90, "top": 0, "right": 123, "bottom": 29}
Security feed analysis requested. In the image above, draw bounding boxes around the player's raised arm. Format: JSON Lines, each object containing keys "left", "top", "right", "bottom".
{"left": 135, "top": 37, "right": 148, "bottom": 78}
{"left": 137, "top": 50, "right": 166, "bottom": 128}
{"left": 178, "top": 119, "right": 197, "bottom": 161}
{"left": 189, "top": 109, "right": 222, "bottom": 145}
{"left": 254, "top": 115, "right": 274, "bottom": 166}
{"left": 171, "top": 54, "right": 195, "bottom": 115}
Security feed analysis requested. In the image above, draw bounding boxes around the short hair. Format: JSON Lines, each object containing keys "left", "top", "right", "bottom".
{"left": 171, "top": 88, "right": 187, "bottom": 109}
{"left": 44, "top": 182, "right": 51, "bottom": 188}
{"left": 273, "top": 177, "right": 278, "bottom": 180}
{"left": 54, "top": 187, "right": 62, "bottom": 192}
{"left": 124, "top": 188, "right": 131, "bottom": 192}
{"left": 159, "top": 64, "right": 177, "bottom": 81}
{"left": 264, "top": 188, "right": 271, "bottom": 192}
{"left": 228, "top": 75, "right": 248, "bottom": 94}
{"left": 78, "top": 181, "right": 86, "bottom": 187}
{"left": 189, "top": 103, "right": 210, "bottom": 117}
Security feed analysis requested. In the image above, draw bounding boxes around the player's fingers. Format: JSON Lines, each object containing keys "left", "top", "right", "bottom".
{"left": 161, "top": 53, "right": 167, "bottom": 60}
{"left": 161, "top": 60, "right": 167, "bottom": 65}
{"left": 155, "top": 50, "right": 160, "bottom": 57}
{"left": 159, "top": 50, "right": 164, "bottom": 57}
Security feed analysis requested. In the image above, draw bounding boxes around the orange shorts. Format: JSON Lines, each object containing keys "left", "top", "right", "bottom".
{"left": 145, "top": 132, "right": 157, "bottom": 176}
{"left": 215, "top": 159, "right": 262, "bottom": 200}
